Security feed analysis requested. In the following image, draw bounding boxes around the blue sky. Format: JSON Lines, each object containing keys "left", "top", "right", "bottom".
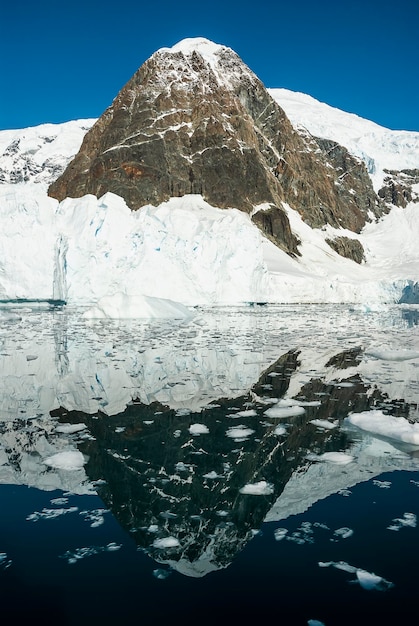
{"left": 1, "top": 0, "right": 418, "bottom": 131}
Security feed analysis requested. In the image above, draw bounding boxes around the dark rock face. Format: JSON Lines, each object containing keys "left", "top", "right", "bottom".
{"left": 378, "top": 168, "right": 419, "bottom": 207}
{"left": 326, "top": 236, "right": 366, "bottom": 264}
{"left": 48, "top": 40, "right": 382, "bottom": 254}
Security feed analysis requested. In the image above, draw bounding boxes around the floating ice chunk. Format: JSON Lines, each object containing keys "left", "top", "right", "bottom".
{"left": 274, "top": 425, "right": 287, "bottom": 436}
{"left": 318, "top": 560, "right": 393, "bottom": 591}
{"left": 226, "top": 425, "right": 255, "bottom": 441}
{"left": 83, "top": 292, "right": 193, "bottom": 320}
{"left": 153, "top": 568, "right": 172, "bottom": 580}
{"left": 264, "top": 400, "right": 306, "bottom": 419}
{"left": 148, "top": 525, "right": 159, "bottom": 533}
{"left": 307, "top": 621, "right": 325, "bottom": 626}
{"left": 356, "top": 569, "right": 393, "bottom": 591}
{"left": 307, "top": 452, "right": 354, "bottom": 465}
{"left": 0, "top": 553, "right": 12, "bottom": 569}
{"left": 333, "top": 527, "right": 354, "bottom": 539}
{"left": 153, "top": 536, "right": 180, "bottom": 549}
{"left": 387, "top": 512, "right": 417, "bottom": 531}
{"left": 347, "top": 410, "right": 419, "bottom": 445}
{"left": 234, "top": 409, "right": 257, "bottom": 417}
{"left": 366, "top": 348, "right": 419, "bottom": 361}
{"left": 203, "top": 470, "right": 222, "bottom": 479}
{"left": 239, "top": 480, "right": 274, "bottom": 495}
{"left": 373, "top": 480, "right": 391, "bottom": 489}
{"left": 27, "top": 506, "right": 79, "bottom": 521}
{"left": 43, "top": 450, "right": 86, "bottom": 470}
{"left": 55, "top": 423, "right": 87, "bottom": 434}
{"left": 274, "top": 528, "right": 288, "bottom": 541}
{"left": 310, "top": 419, "right": 337, "bottom": 430}
{"left": 189, "top": 423, "right": 209, "bottom": 435}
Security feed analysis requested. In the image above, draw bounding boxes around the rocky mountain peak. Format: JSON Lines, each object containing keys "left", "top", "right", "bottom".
{"left": 48, "top": 38, "right": 381, "bottom": 257}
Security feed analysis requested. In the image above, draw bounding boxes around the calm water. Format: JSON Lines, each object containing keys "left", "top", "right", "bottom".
{"left": 0, "top": 304, "right": 418, "bottom": 625}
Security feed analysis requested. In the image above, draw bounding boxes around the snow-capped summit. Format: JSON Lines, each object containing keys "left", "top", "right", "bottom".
{"left": 48, "top": 37, "right": 382, "bottom": 259}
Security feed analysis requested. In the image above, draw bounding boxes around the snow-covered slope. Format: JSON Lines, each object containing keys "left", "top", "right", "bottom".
{"left": 269, "top": 88, "right": 419, "bottom": 192}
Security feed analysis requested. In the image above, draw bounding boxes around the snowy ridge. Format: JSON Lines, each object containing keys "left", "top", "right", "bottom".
{"left": 269, "top": 88, "right": 419, "bottom": 191}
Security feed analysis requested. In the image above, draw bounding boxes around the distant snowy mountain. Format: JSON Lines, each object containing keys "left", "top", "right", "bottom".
{"left": 0, "top": 37, "right": 418, "bottom": 312}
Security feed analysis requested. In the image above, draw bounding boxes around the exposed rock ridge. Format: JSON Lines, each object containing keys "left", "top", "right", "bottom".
{"left": 48, "top": 39, "right": 381, "bottom": 255}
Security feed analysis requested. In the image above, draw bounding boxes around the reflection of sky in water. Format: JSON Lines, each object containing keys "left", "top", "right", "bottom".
{"left": 0, "top": 305, "right": 418, "bottom": 623}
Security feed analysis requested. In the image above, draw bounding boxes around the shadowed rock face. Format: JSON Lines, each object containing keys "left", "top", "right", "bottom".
{"left": 48, "top": 40, "right": 381, "bottom": 255}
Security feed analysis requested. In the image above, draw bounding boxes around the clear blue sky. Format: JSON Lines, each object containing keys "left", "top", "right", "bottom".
{"left": 1, "top": 0, "right": 418, "bottom": 131}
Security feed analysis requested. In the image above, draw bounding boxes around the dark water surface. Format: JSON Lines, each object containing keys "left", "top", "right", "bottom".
{"left": 0, "top": 304, "right": 418, "bottom": 625}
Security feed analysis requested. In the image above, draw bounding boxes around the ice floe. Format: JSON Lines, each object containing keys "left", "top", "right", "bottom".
{"left": 239, "top": 480, "right": 274, "bottom": 495}
{"left": 347, "top": 410, "right": 419, "bottom": 445}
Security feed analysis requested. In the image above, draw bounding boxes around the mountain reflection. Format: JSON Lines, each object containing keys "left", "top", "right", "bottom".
{"left": 53, "top": 346, "right": 411, "bottom": 577}
{"left": 1, "top": 304, "right": 418, "bottom": 577}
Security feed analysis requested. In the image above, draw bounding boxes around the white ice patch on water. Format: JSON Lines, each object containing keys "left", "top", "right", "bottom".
{"left": 310, "top": 419, "right": 337, "bottom": 430}
{"left": 153, "top": 537, "right": 181, "bottom": 549}
{"left": 188, "top": 424, "right": 209, "bottom": 435}
{"left": 264, "top": 400, "right": 306, "bottom": 419}
{"left": 27, "top": 506, "right": 78, "bottom": 521}
{"left": 347, "top": 410, "right": 419, "bottom": 445}
{"left": 365, "top": 349, "right": 419, "bottom": 361}
{"left": 226, "top": 425, "right": 255, "bottom": 441}
{"left": 318, "top": 560, "right": 393, "bottom": 591}
{"left": 307, "top": 452, "right": 354, "bottom": 465}
{"left": 203, "top": 471, "right": 222, "bottom": 479}
{"left": 274, "top": 528, "right": 288, "bottom": 541}
{"left": 61, "top": 542, "right": 121, "bottom": 564}
{"left": 239, "top": 480, "right": 274, "bottom": 495}
{"left": 274, "top": 425, "right": 287, "bottom": 436}
{"left": 387, "top": 512, "right": 417, "bottom": 531}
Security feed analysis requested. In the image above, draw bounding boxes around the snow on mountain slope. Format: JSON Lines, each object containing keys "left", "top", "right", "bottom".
{"left": 269, "top": 88, "right": 419, "bottom": 191}
{"left": 0, "top": 119, "right": 95, "bottom": 187}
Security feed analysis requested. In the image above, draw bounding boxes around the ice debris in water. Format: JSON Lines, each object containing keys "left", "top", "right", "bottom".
{"left": 387, "top": 512, "right": 417, "bottom": 531}
{"left": 373, "top": 480, "right": 392, "bottom": 489}
{"left": 347, "top": 410, "right": 419, "bottom": 445}
{"left": 153, "top": 568, "right": 172, "bottom": 580}
{"left": 365, "top": 348, "right": 419, "bottom": 361}
{"left": 189, "top": 423, "right": 209, "bottom": 435}
{"left": 307, "top": 621, "right": 325, "bottom": 626}
{"left": 332, "top": 527, "right": 354, "bottom": 540}
{"left": 203, "top": 470, "right": 222, "bottom": 479}
{"left": 264, "top": 399, "right": 306, "bottom": 419}
{"left": 306, "top": 451, "right": 354, "bottom": 465}
{"left": 274, "top": 425, "right": 287, "bottom": 436}
{"left": 61, "top": 543, "right": 121, "bottom": 564}
{"left": 153, "top": 537, "right": 181, "bottom": 549}
{"left": 27, "top": 506, "right": 79, "bottom": 521}
{"left": 319, "top": 561, "right": 393, "bottom": 591}
{"left": 274, "top": 528, "right": 288, "bottom": 541}
{"left": 226, "top": 425, "right": 255, "bottom": 441}
{"left": 0, "top": 553, "right": 12, "bottom": 569}
{"left": 239, "top": 480, "right": 274, "bottom": 495}
{"left": 310, "top": 419, "right": 337, "bottom": 430}
{"left": 79, "top": 508, "right": 108, "bottom": 528}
